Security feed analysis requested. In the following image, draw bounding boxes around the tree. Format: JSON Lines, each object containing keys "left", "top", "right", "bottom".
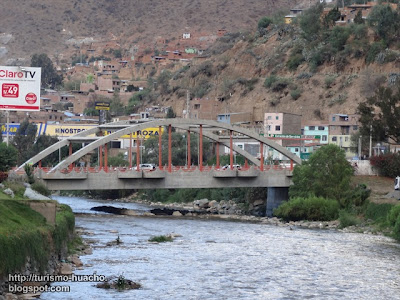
{"left": 299, "top": 4, "right": 324, "bottom": 42}
{"left": 367, "top": 5, "right": 400, "bottom": 44}
{"left": 31, "top": 53, "right": 63, "bottom": 89}
{"left": 12, "top": 119, "right": 37, "bottom": 165}
{"left": 354, "top": 10, "right": 364, "bottom": 24}
{"left": 357, "top": 85, "right": 400, "bottom": 145}
{"left": 289, "top": 144, "right": 354, "bottom": 206}
{"left": 0, "top": 143, "right": 17, "bottom": 171}
{"left": 323, "top": 7, "right": 341, "bottom": 28}
{"left": 166, "top": 107, "right": 176, "bottom": 118}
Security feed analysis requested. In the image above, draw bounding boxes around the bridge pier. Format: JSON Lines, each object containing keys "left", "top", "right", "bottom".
{"left": 266, "top": 187, "right": 289, "bottom": 217}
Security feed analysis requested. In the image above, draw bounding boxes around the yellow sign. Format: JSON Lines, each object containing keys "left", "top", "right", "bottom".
{"left": 95, "top": 101, "right": 110, "bottom": 110}
{"left": 103, "top": 127, "right": 164, "bottom": 139}
{"left": 41, "top": 124, "right": 163, "bottom": 139}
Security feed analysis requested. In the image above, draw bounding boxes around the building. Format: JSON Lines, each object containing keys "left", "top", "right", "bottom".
{"left": 303, "top": 122, "right": 329, "bottom": 144}
{"left": 328, "top": 113, "right": 360, "bottom": 158}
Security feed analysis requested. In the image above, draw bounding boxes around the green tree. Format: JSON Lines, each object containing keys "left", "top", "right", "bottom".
{"left": 323, "top": 7, "right": 341, "bottom": 28}
{"left": 12, "top": 119, "right": 37, "bottom": 165}
{"left": 357, "top": 85, "right": 400, "bottom": 145}
{"left": 354, "top": 10, "right": 364, "bottom": 24}
{"left": 108, "top": 153, "right": 128, "bottom": 167}
{"left": 166, "top": 107, "right": 176, "bottom": 118}
{"left": 299, "top": 4, "right": 324, "bottom": 41}
{"left": 289, "top": 144, "right": 354, "bottom": 206}
{"left": 0, "top": 143, "right": 17, "bottom": 171}
{"left": 258, "top": 17, "right": 272, "bottom": 31}
{"left": 367, "top": 5, "right": 400, "bottom": 44}
{"left": 31, "top": 53, "right": 63, "bottom": 89}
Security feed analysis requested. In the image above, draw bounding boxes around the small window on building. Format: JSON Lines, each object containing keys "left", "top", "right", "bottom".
{"left": 49, "top": 115, "right": 52, "bottom": 119}
{"left": 267, "top": 125, "right": 271, "bottom": 131}
{"left": 267, "top": 116, "right": 272, "bottom": 120}
{"left": 194, "top": 104, "right": 200, "bottom": 109}
{"left": 332, "top": 116, "right": 336, "bottom": 121}
{"left": 318, "top": 126, "right": 325, "bottom": 130}
{"left": 332, "top": 136, "right": 337, "bottom": 142}
{"left": 322, "top": 135, "right": 327, "bottom": 141}
{"left": 276, "top": 116, "right": 279, "bottom": 120}
{"left": 345, "top": 137, "right": 349, "bottom": 142}
{"left": 309, "top": 126, "right": 315, "bottom": 130}
{"left": 60, "top": 116, "right": 63, "bottom": 120}
{"left": 295, "top": 148, "right": 299, "bottom": 152}
{"left": 238, "top": 145, "right": 243, "bottom": 149}
{"left": 275, "top": 125, "right": 281, "bottom": 131}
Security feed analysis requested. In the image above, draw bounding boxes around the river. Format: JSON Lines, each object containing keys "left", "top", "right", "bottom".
{"left": 41, "top": 196, "right": 400, "bottom": 300}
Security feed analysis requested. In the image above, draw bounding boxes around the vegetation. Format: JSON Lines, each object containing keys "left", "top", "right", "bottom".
{"left": 274, "top": 196, "right": 340, "bottom": 221}
{"left": 148, "top": 235, "right": 173, "bottom": 243}
{"left": 31, "top": 53, "right": 63, "bottom": 89}
{"left": 0, "top": 143, "right": 17, "bottom": 171}
{"left": 0, "top": 200, "right": 74, "bottom": 276}
{"left": 357, "top": 85, "right": 400, "bottom": 145}
{"left": 289, "top": 144, "right": 354, "bottom": 207}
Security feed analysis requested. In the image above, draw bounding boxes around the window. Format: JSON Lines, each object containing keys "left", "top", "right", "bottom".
{"left": 267, "top": 116, "right": 272, "bottom": 120}
{"left": 276, "top": 116, "right": 279, "bottom": 120}
{"left": 275, "top": 125, "right": 281, "bottom": 131}
{"left": 318, "top": 126, "right": 325, "bottom": 130}
{"left": 295, "top": 148, "right": 299, "bottom": 152}
{"left": 194, "top": 104, "right": 200, "bottom": 109}
{"left": 332, "top": 116, "right": 336, "bottom": 121}
{"left": 345, "top": 137, "right": 349, "bottom": 142}
{"left": 267, "top": 125, "right": 271, "bottom": 131}
{"left": 322, "top": 135, "right": 327, "bottom": 141}
{"left": 332, "top": 136, "right": 337, "bottom": 142}
{"left": 49, "top": 115, "right": 52, "bottom": 119}
{"left": 309, "top": 126, "right": 315, "bottom": 130}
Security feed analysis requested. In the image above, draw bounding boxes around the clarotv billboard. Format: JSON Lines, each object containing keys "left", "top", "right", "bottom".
{"left": 0, "top": 66, "right": 41, "bottom": 111}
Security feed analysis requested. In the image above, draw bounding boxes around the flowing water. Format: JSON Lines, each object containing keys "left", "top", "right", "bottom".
{"left": 41, "top": 196, "right": 400, "bottom": 300}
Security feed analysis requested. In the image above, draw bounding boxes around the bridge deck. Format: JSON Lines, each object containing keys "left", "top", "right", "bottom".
{"left": 28, "top": 166, "right": 293, "bottom": 190}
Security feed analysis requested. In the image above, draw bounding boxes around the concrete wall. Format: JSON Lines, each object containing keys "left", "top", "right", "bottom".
{"left": 29, "top": 201, "right": 56, "bottom": 225}
{"left": 266, "top": 187, "right": 289, "bottom": 217}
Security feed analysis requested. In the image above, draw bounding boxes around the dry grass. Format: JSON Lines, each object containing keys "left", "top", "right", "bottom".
{"left": 352, "top": 176, "right": 398, "bottom": 204}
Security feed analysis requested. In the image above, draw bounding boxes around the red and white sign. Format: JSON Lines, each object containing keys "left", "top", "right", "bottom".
{"left": 0, "top": 66, "right": 41, "bottom": 111}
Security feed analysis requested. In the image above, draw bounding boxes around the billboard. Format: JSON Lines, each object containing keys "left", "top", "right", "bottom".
{"left": 0, "top": 66, "right": 41, "bottom": 111}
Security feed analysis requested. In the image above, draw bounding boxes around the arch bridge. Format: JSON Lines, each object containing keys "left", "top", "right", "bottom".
{"left": 14, "top": 118, "right": 301, "bottom": 193}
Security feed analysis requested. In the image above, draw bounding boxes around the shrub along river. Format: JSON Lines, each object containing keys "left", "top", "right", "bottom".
{"left": 41, "top": 196, "right": 400, "bottom": 300}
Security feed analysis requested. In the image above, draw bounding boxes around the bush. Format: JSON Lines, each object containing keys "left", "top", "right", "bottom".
{"left": 324, "top": 75, "right": 336, "bottom": 88}
{"left": 290, "top": 89, "right": 302, "bottom": 100}
{"left": 258, "top": 17, "right": 272, "bottom": 29}
{"left": 338, "top": 210, "right": 360, "bottom": 228}
{"left": 271, "top": 78, "right": 290, "bottom": 92}
{"left": 387, "top": 204, "right": 400, "bottom": 226}
{"left": 393, "top": 214, "right": 400, "bottom": 241}
{"left": 148, "top": 235, "right": 173, "bottom": 243}
{"left": 31, "top": 182, "right": 51, "bottom": 197}
{"left": 369, "top": 153, "right": 400, "bottom": 177}
{"left": 365, "top": 202, "right": 394, "bottom": 224}
{"left": 273, "top": 196, "right": 340, "bottom": 221}
{"left": 264, "top": 75, "right": 278, "bottom": 88}
{"left": 366, "top": 42, "right": 385, "bottom": 64}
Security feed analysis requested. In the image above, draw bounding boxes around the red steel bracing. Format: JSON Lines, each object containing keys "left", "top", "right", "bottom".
{"left": 129, "top": 133, "right": 133, "bottom": 169}
{"left": 99, "top": 145, "right": 103, "bottom": 170}
{"left": 260, "top": 143, "right": 264, "bottom": 171}
{"left": 159, "top": 126, "right": 162, "bottom": 170}
{"left": 136, "top": 132, "right": 140, "bottom": 171}
{"left": 104, "top": 143, "right": 108, "bottom": 172}
{"left": 187, "top": 130, "right": 191, "bottom": 167}
{"left": 245, "top": 158, "right": 248, "bottom": 169}
{"left": 168, "top": 124, "right": 172, "bottom": 173}
{"left": 216, "top": 142, "right": 220, "bottom": 169}
{"left": 230, "top": 130, "right": 233, "bottom": 170}
{"left": 38, "top": 160, "right": 42, "bottom": 169}
{"left": 199, "top": 125, "right": 203, "bottom": 171}
{"left": 290, "top": 159, "right": 293, "bottom": 171}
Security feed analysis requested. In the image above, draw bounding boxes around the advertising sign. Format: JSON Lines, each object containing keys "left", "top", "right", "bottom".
{"left": 95, "top": 101, "right": 110, "bottom": 111}
{"left": 0, "top": 66, "right": 41, "bottom": 111}
{"left": 1, "top": 124, "right": 20, "bottom": 136}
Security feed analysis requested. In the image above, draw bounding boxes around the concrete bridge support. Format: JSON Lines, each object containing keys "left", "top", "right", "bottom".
{"left": 266, "top": 187, "right": 289, "bottom": 217}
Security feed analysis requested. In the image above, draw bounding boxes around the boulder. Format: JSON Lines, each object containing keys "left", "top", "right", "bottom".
{"left": 23, "top": 188, "right": 51, "bottom": 200}
{"left": 3, "top": 188, "right": 14, "bottom": 198}
{"left": 172, "top": 211, "right": 182, "bottom": 217}
{"left": 253, "top": 199, "right": 264, "bottom": 206}
{"left": 208, "top": 200, "right": 218, "bottom": 208}
{"left": 193, "top": 198, "right": 209, "bottom": 209}
{"left": 59, "top": 263, "right": 72, "bottom": 275}
{"left": 0, "top": 183, "right": 4, "bottom": 189}
{"left": 69, "top": 255, "right": 83, "bottom": 267}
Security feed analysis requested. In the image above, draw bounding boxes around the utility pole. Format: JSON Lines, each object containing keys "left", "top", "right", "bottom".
{"left": 186, "top": 90, "right": 190, "bottom": 119}
{"left": 358, "top": 135, "right": 362, "bottom": 158}
{"left": 369, "top": 125, "right": 372, "bottom": 158}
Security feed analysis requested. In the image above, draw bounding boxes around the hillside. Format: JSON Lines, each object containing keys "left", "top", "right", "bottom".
{"left": 0, "top": 0, "right": 300, "bottom": 65}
